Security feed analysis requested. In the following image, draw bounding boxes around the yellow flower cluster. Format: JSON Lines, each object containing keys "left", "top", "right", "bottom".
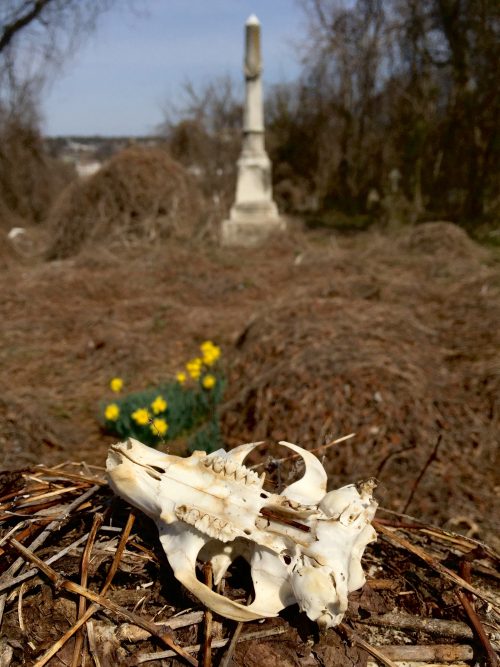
{"left": 201, "top": 340, "right": 221, "bottom": 366}
{"left": 178, "top": 341, "right": 221, "bottom": 385}
{"left": 105, "top": 403, "right": 120, "bottom": 421}
{"left": 151, "top": 395, "right": 167, "bottom": 414}
{"left": 202, "top": 374, "right": 216, "bottom": 389}
{"left": 129, "top": 396, "right": 169, "bottom": 439}
{"left": 186, "top": 357, "right": 203, "bottom": 380}
{"left": 131, "top": 408, "right": 150, "bottom": 425}
{"left": 110, "top": 377, "right": 123, "bottom": 393}
{"left": 151, "top": 418, "right": 168, "bottom": 437}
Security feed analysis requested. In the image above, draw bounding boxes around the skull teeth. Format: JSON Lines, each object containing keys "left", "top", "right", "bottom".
{"left": 202, "top": 455, "right": 261, "bottom": 486}
{"left": 176, "top": 504, "right": 237, "bottom": 542}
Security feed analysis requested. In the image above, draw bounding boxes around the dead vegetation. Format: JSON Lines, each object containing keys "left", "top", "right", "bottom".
{"left": 45, "top": 146, "right": 205, "bottom": 259}
{"left": 0, "top": 460, "right": 498, "bottom": 666}
{"left": 0, "top": 118, "right": 74, "bottom": 230}
{"left": 0, "top": 221, "right": 499, "bottom": 664}
{"left": 221, "top": 224, "right": 500, "bottom": 546}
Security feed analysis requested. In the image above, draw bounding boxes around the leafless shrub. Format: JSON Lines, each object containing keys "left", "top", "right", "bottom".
{"left": 45, "top": 146, "right": 205, "bottom": 259}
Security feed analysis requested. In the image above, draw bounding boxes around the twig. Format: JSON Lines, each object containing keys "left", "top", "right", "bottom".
{"left": 115, "top": 611, "right": 205, "bottom": 642}
{"left": 34, "top": 468, "right": 107, "bottom": 486}
{"left": 0, "top": 485, "right": 100, "bottom": 630}
{"left": 17, "top": 582, "right": 26, "bottom": 633}
{"left": 338, "top": 624, "right": 399, "bottom": 667}
{"left": 100, "top": 512, "right": 135, "bottom": 595}
{"left": 133, "top": 626, "right": 288, "bottom": 664}
{"left": 370, "top": 644, "right": 473, "bottom": 660}
{"left": 34, "top": 512, "right": 136, "bottom": 667}
{"left": 457, "top": 557, "right": 499, "bottom": 667}
{"left": 86, "top": 620, "right": 101, "bottom": 667}
{"left": 401, "top": 435, "right": 442, "bottom": 514}
{"left": 250, "top": 433, "right": 356, "bottom": 468}
{"left": 219, "top": 621, "right": 244, "bottom": 667}
{"left": 356, "top": 611, "right": 475, "bottom": 640}
{"left": 377, "top": 507, "right": 500, "bottom": 563}
{"left": 457, "top": 591, "right": 498, "bottom": 666}
{"left": 374, "top": 521, "right": 500, "bottom": 610}
{"left": 16, "top": 485, "right": 85, "bottom": 508}
{"left": 0, "top": 532, "right": 91, "bottom": 594}
{"left": 0, "top": 484, "right": 100, "bottom": 584}
{"left": 202, "top": 564, "right": 213, "bottom": 667}
{"left": 71, "top": 513, "right": 103, "bottom": 667}
{"left": 9, "top": 537, "right": 198, "bottom": 667}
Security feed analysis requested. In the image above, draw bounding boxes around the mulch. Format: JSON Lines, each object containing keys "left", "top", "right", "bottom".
{"left": 0, "top": 222, "right": 499, "bottom": 664}
{"left": 0, "top": 459, "right": 498, "bottom": 666}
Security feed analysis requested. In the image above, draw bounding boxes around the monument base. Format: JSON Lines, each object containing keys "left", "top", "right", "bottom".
{"left": 221, "top": 201, "right": 286, "bottom": 247}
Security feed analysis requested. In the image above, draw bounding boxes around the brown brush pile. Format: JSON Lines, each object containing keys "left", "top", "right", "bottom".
{"left": 45, "top": 146, "right": 204, "bottom": 259}
{"left": 0, "top": 460, "right": 498, "bottom": 666}
{"left": 221, "top": 224, "right": 500, "bottom": 545}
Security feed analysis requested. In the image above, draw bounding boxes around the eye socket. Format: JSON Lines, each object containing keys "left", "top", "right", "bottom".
{"left": 260, "top": 492, "right": 268, "bottom": 499}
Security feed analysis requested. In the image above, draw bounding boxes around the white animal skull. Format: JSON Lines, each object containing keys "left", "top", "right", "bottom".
{"left": 106, "top": 438, "right": 377, "bottom": 628}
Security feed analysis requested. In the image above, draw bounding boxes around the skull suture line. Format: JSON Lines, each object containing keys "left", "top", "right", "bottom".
{"left": 106, "top": 438, "right": 377, "bottom": 628}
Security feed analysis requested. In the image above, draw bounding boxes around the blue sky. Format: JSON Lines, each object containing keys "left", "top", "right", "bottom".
{"left": 41, "top": 0, "right": 305, "bottom": 136}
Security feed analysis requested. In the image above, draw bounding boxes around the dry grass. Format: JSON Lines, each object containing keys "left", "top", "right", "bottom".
{"left": 45, "top": 146, "right": 205, "bottom": 259}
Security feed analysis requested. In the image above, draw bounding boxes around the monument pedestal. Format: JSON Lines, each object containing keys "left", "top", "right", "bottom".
{"left": 221, "top": 202, "right": 285, "bottom": 247}
{"left": 220, "top": 14, "right": 285, "bottom": 247}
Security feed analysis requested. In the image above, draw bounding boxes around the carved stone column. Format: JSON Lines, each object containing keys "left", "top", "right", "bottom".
{"left": 221, "top": 15, "right": 285, "bottom": 246}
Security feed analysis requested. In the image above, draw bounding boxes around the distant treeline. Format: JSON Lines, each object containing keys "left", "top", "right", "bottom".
{"left": 0, "top": 0, "right": 498, "bottom": 230}
{"left": 164, "top": 0, "right": 499, "bottom": 226}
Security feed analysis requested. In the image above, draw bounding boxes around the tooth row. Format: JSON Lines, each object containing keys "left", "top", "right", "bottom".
{"left": 176, "top": 504, "right": 237, "bottom": 542}
{"left": 201, "top": 455, "right": 261, "bottom": 486}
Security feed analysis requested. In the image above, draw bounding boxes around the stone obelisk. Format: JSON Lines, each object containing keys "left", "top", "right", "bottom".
{"left": 221, "top": 14, "right": 285, "bottom": 246}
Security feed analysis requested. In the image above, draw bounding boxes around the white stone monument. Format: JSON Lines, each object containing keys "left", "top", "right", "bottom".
{"left": 221, "top": 14, "right": 285, "bottom": 246}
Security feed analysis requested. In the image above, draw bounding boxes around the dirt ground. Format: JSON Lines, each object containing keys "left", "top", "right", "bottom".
{"left": 0, "top": 221, "right": 499, "bottom": 665}
{"left": 0, "top": 222, "right": 499, "bottom": 548}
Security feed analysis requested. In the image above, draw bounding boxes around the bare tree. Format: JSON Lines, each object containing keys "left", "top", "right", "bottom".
{"left": 284, "top": 0, "right": 499, "bottom": 222}
{"left": 0, "top": 0, "right": 116, "bottom": 103}
{"left": 0, "top": 1, "right": 116, "bottom": 227}
{"left": 160, "top": 77, "right": 242, "bottom": 214}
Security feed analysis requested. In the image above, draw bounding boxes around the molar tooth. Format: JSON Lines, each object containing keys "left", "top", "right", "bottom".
{"left": 187, "top": 509, "right": 201, "bottom": 523}
{"left": 220, "top": 523, "right": 236, "bottom": 542}
{"left": 212, "top": 457, "right": 225, "bottom": 473}
{"left": 235, "top": 466, "right": 246, "bottom": 481}
{"left": 195, "top": 514, "right": 211, "bottom": 533}
{"left": 246, "top": 470, "right": 259, "bottom": 485}
{"left": 225, "top": 460, "right": 237, "bottom": 476}
{"left": 212, "top": 517, "right": 224, "bottom": 532}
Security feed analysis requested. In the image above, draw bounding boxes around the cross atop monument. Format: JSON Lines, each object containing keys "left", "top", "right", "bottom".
{"left": 221, "top": 15, "right": 285, "bottom": 247}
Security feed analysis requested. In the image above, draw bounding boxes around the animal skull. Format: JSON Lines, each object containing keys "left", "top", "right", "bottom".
{"left": 106, "top": 438, "right": 377, "bottom": 628}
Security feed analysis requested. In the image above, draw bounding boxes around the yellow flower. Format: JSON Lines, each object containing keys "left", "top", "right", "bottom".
{"left": 186, "top": 357, "right": 203, "bottom": 380}
{"left": 151, "top": 395, "right": 167, "bottom": 414}
{"left": 202, "top": 374, "right": 216, "bottom": 389}
{"left": 200, "top": 341, "right": 221, "bottom": 366}
{"left": 176, "top": 371, "right": 187, "bottom": 385}
{"left": 110, "top": 377, "right": 123, "bottom": 393}
{"left": 151, "top": 418, "right": 168, "bottom": 437}
{"left": 105, "top": 403, "right": 120, "bottom": 421}
{"left": 131, "top": 408, "right": 150, "bottom": 425}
